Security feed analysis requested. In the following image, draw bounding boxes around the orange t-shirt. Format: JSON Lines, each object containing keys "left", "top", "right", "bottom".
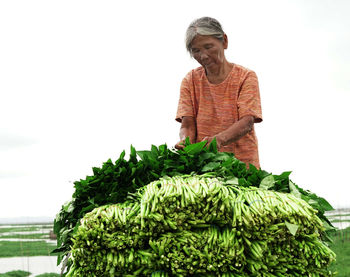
{"left": 176, "top": 63, "right": 263, "bottom": 168}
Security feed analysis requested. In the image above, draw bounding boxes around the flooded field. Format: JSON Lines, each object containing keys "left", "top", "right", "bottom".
{"left": 325, "top": 208, "right": 350, "bottom": 216}
{"left": 332, "top": 221, "right": 350, "bottom": 230}
{"left": 0, "top": 256, "right": 61, "bottom": 276}
{"left": 0, "top": 222, "right": 61, "bottom": 276}
{"left": 326, "top": 208, "right": 350, "bottom": 230}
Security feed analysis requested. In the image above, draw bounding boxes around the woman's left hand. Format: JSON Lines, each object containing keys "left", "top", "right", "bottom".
{"left": 201, "top": 135, "right": 223, "bottom": 150}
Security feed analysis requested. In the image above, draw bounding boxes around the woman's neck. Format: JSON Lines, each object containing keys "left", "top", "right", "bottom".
{"left": 205, "top": 60, "right": 233, "bottom": 84}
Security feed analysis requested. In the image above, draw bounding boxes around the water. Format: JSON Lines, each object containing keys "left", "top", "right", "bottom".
{"left": 0, "top": 225, "right": 52, "bottom": 229}
{"left": 0, "top": 256, "right": 62, "bottom": 276}
{"left": 325, "top": 208, "right": 350, "bottom": 216}
{"left": 332, "top": 221, "right": 350, "bottom": 230}
{"left": 0, "top": 230, "right": 50, "bottom": 236}
{"left": 0, "top": 238, "right": 56, "bottom": 244}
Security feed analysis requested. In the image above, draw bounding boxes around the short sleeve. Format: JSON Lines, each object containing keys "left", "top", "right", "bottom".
{"left": 237, "top": 71, "right": 263, "bottom": 123}
{"left": 175, "top": 74, "right": 195, "bottom": 122}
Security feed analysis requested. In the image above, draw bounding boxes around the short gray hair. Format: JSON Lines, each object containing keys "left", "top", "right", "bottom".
{"left": 185, "top": 17, "right": 225, "bottom": 55}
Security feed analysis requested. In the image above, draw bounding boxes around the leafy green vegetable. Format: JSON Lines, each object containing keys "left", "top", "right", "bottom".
{"left": 53, "top": 139, "right": 335, "bottom": 267}
{"left": 66, "top": 175, "right": 336, "bottom": 276}
{"left": 284, "top": 221, "right": 299, "bottom": 236}
{"left": 259, "top": 174, "right": 275, "bottom": 190}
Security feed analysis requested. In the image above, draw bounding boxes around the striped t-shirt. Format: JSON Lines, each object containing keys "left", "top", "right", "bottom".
{"left": 176, "top": 63, "right": 263, "bottom": 168}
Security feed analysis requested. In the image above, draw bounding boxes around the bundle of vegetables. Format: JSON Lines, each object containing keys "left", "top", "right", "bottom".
{"left": 65, "top": 175, "right": 335, "bottom": 276}
{"left": 53, "top": 140, "right": 336, "bottom": 274}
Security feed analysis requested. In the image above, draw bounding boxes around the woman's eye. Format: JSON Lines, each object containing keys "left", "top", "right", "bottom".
{"left": 204, "top": 44, "right": 213, "bottom": 49}
{"left": 192, "top": 49, "right": 200, "bottom": 54}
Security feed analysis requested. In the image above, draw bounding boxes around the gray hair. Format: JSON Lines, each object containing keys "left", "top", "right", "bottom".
{"left": 185, "top": 17, "right": 225, "bottom": 55}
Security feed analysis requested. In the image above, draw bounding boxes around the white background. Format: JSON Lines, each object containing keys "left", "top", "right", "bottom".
{"left": 1, "top": 0, "right": 349, "bottom": 219}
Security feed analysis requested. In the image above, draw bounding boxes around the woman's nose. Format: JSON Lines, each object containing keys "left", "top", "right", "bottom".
{"left": 200, "top": 51, "right": 209, "bottom": 60}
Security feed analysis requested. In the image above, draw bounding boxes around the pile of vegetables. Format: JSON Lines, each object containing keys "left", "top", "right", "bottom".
{"left": 53, "top": 140, "right": 336, "bottom": 275}
{"left": 66, "top": 175, "right": 335, "bottom": 276}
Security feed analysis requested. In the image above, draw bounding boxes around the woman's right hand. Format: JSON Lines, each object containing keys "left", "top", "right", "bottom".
{"left": 175, "top": 139, "right": 186, "bottom": 150}
{"left": 175, "top": 116, "right": 197, "bottom": 150}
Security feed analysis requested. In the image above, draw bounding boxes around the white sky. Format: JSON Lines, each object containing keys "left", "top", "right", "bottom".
{"left": 1, "top": 0, "right": 349, "bottom": 219}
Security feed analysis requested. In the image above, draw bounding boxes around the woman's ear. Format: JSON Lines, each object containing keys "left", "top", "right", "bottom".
{"left": 223, "top": 34, "right": 228, "bottom": 49}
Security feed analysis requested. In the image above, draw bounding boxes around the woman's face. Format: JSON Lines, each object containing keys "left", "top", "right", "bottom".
{"left": 190, "top": 34, "right": 228, "bottom": 71}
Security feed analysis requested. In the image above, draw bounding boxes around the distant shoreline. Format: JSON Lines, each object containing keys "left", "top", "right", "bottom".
{"left": 0, "top": 216, "right": 54, "bottom": 225}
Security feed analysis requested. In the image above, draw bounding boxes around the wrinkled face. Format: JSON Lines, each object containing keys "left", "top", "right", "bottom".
{"left": 190, "top": 34, "right": 228, "bottom": 70}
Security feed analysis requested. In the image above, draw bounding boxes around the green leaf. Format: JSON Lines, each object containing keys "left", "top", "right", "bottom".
{"left": 158, "top": 144, "right": 167, "bottom": 155}
{"left": 307, "top": 198, "right": 319, "bottom": 207}
{"left": 50, "top": 246, "right": 67, "bottom": 254}
{"left": 201, "top": 162, "right": 220, "bottom": 172}
{"left": 275, "top": 171, "right": 292, "bottom": 180}
{"left": 213, "top": 152, "right": 232, "bottom": 162}
{"left": 199, "top": 152, "right": 216, "bottom": 161}
{"left": 238, "top": 177, "right": 248, "bottom": 187}
{"left": 81, "top": 204, "right": 96, "bottom": 214}
{"left": 208, "top": 137, "right": 218, "bottom": 153}
{"left": 119, "top": 150, "right": 126, "bottom": 160}
{"left": 151, "top": 144, "right": 159, "bottom": 157}
{"left": 136, "top": 150, "right": 151, "bottom": 161}
{"left": 285, "top": 221, "right": 299, "bottom": 236}
{"left": 225, "top": 177, "right": 239, "bottom": 185}
{"left": 129, "top": 145, "right": 137, "bottom": 162}
{"left": 322, "top": 219, "right": 336, "bottom": 232}
{"left": 63, "top": 200, "right": 74, "bottom": 213}
{"left": 259, "top": 175, "right": 275, "bottom": 190}
{"left": 303, "top": 191, "right": 334, "bottom": 213}
{"left": 184, "top": 137, "right": 191, "bottom": 146}
{"left": 183, "top": 141, "right": 207, "bottom": 155}
{"left": 317, "top": 197, "right": 334, "bottom": 212}
{"left": 289, "top": 180, "right": 301, "bottom": 198}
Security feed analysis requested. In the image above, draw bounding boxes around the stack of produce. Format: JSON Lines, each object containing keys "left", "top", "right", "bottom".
{"left": 65, "top": 174, "right": 336, "bottom": 276}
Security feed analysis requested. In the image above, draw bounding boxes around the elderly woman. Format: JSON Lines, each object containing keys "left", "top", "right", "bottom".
{"left": 175, "top": 17, "right": 263, "bottom": 169}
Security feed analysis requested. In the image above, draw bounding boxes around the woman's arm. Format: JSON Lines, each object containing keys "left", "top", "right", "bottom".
{"left": 175, "top": 116, "right": 197, "bottom": 149}
{"left": 202, "top": 115, "right": 255, "bottom": 149}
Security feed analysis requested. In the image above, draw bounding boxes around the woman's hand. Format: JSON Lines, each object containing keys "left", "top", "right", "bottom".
{"left": 175, "top": 116, "right": 197, "bottom": 150}
{"left": 175, "top": 139, "right": 186, "bottom": 150}
{"left": 201, "top": 135, "right": 223, "bottom": 150}
{"left": 202, "top": 116, "right": 255, "bottom": 150}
